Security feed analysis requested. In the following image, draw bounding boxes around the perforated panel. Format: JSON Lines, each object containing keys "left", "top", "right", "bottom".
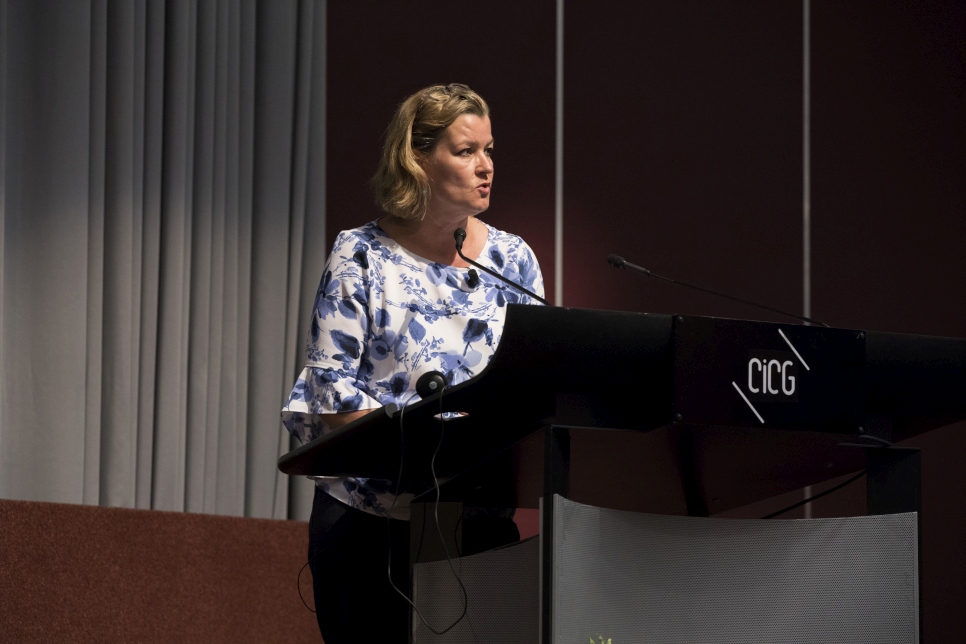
{"left": 553, "top": 495, "right": 918, "bottom": 643}
{"left": 412, "top": 537, "right": 539, "bottom": 643}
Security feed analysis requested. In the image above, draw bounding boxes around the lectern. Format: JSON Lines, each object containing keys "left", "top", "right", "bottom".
{"left": 279, "top": 304, "right": 966, "bottom": 642}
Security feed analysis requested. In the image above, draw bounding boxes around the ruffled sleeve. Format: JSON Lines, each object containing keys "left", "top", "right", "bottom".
{"left": 281, "top": 231, "right": 381, "bottom": 444}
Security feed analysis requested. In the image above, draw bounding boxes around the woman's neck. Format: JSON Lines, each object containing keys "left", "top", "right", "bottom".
{"left": 379, "top": 213, "right": 487, "bottom": 267}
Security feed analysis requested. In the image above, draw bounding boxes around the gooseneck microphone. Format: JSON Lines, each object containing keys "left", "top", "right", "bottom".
{"left": 607, "top": 254, "right": 828, "bottom": 327}
{"left": 455, "top": 228, "right": 548, "bottom": 305}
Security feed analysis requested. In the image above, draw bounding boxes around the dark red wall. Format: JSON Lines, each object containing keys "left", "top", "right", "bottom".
{"left": 811, "top": 0, "right": 966, "bottom": 337}
{"left": 563, "top": 1, "right": 803, "bottom": 320}
{"left": 809, "top": 2, "right": 966, "bottom": 639}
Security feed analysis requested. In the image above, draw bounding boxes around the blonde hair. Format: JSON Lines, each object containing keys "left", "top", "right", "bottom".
{"left": 372, "top": 84, "right": 489, "bottom": 220}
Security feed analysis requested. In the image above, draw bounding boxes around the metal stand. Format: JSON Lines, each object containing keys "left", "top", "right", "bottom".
{"left": 541, "top": 426, "right": 570, "bottom": 644}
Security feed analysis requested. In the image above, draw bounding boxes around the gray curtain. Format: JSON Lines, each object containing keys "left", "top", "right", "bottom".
{"left": 0, "top": 0, "right": 326, "bottom": 520}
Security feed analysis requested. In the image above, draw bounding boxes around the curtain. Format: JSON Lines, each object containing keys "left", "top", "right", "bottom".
{"left": 0, "top": 0, "right": 326, "bottom": 520}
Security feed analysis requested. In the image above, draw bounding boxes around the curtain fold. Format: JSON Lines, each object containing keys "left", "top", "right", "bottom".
{"left": 1, "top": 0, "right": 94, "bottom": 505}
{"left": 0, "top": 0, "right": 325, "bottom": 520}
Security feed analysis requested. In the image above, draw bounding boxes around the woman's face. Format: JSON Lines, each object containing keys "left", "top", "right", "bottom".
{"left": 422, "top": 114, "right": 494, "bottom": 220}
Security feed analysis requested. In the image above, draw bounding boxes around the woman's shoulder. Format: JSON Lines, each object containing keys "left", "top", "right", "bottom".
{"left": 481, "top": 221, "right": 536, "bottom": 256}
{"left": 327, "top": 219, "right": 420, "bottom": 276}
{"left": 332, "top": 220, "right": 387, "bottom": 247}
{"left": 327, "top": 220, "right": 396, "bottom": 259}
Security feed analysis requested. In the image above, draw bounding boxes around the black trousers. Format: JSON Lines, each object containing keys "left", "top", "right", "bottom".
{"left": 308, "top": 488, "right": 521, "bottom": 643}
{"left": 308, "top": 488, "right": 411, "bottom": 643}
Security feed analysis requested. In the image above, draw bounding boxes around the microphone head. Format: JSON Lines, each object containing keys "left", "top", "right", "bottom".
{"left": 467, "top": 268, "right": 480, "bottom": 288}
{"left": 415, "top": 371, "right": 448, "bottom": 398}
{"left": 453, "top": 228, "right": 467, "bottom": 249}
{"left": 607, "top": 254, "right": 626, "bottom": 269}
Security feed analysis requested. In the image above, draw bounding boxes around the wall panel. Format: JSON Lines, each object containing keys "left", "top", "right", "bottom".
{"left": 811, "top": 1, "right": 966, "bottom": 639}
{"left": 563, "top": 1, "right": 803, "bottom": 320}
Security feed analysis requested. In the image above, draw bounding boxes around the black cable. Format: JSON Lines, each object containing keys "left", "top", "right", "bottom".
{"left": 761, "top": 470, "right": 867, "bottom": 520}
{"left": 383, "top": 391, "right": 415, "bottom": 603}
{"left": 295, "top": 387, "right": 476, "bottom": 637}
{"left": 296, "top": 553, "right": 317, "bottom": 613}
{"left": 427, "top": 396, "right": 481, "bottom": 644}
{"left": 295, "top": 557, "right": 316, "bottom": 613}
{"left": 426, "top": 388, "right": 472, "bottom": 634}
{"left": 383, "top": 387, "right": 470, "bottom": 637}
{"left": 414, "top": 491, "right": 428, "bottom": 564}
{"left": 296, "top": 537, "right": 344, "bottom": 613}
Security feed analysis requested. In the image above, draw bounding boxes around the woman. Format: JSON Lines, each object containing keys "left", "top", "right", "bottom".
{"left": 282, "top": 83, "right": 545, "bottom": 642}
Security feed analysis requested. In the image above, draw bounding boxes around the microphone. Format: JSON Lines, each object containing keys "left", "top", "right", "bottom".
{"left": 607, "top": 254, "right": 828, "bottom": 327}
{"left": 454, "top": 228, "right": 548, "bottom": 305}
{"left": 466, "top": 269, "right": 480, "bottom": 288}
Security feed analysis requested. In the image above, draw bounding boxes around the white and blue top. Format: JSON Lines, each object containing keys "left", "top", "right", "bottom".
{"left": 281, "top": 219, "right": 545, "bottom": 518}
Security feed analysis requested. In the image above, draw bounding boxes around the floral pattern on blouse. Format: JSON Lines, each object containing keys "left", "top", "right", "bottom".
{"left": 281, "top": 219, "right": 545, "bottom": 518}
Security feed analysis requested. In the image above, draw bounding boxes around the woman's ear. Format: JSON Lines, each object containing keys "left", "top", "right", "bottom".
{"left": 413, "top": 147, "right": 429, "bottom": 169}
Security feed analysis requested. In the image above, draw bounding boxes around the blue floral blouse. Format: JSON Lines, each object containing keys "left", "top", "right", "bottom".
{"left": 281, "top": 219, "right": 545, "bottom": 518}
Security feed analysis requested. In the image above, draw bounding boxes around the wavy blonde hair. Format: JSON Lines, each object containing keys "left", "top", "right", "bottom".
{"left": 372, "top": 84, "right": 489, "bottom": 220}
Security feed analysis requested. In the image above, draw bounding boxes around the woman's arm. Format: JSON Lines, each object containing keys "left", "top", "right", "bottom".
{"left": 281, "top": 231, "right": 382, "bottom": 444}
{"left": 319, "top": 409, "right": 372, "bottom": 431}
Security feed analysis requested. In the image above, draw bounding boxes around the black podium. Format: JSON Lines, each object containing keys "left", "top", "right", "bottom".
{"left": 279, "top": 304, "right": 966, "bottom": 642}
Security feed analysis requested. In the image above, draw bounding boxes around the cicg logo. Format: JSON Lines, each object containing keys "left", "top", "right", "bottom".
{"left": 746, "top": 351, "right": 798, "bottom": 402}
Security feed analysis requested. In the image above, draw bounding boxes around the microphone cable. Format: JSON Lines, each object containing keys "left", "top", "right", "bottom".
{"left": 761, "top": 435, "right": 894, "bottom": 519}
{"left": 384, "top": 386, "right": 474, "bottom": 638}
{"left": 296, "top": 539, "right": 332, "bottom": 613}
{"left": 761, "top": 470, "right": 867, "bottom": 519}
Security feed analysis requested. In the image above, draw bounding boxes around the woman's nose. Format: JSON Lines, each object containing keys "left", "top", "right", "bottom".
{"left": 477, "top": 152, "right": 493, "bottom": 174}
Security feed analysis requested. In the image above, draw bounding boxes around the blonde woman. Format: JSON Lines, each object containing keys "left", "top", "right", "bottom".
{"left": 282, "top": 84, "right": 545, "bottom": 642}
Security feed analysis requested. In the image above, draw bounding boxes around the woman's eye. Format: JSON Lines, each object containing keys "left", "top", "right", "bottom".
{"left": 485, "top": 148, "right": 494, "bottom": 157}
{"left": 459, "top": 149, "right": 472, "bottom": 157}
